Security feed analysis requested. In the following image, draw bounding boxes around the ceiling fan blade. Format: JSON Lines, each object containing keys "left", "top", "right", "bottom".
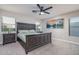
{"left": 32, "top": 10, "right": 40, "bottom": 12}
{"left": 44, "top": 11, "right": 50, "bottom": 14}
{"left": 43, "top": 6, "right": 52, "bottom": 11}
{"left": 37, "top": 4, "right": 41, "bottom": 9}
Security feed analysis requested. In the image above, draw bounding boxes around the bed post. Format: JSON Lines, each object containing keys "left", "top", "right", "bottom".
{"left": 25, "top": 36, "right": 29, "bottom": 54}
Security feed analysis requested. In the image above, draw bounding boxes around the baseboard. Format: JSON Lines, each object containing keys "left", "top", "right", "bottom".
{"left": 52, "top": 38, "right": 79, "bottom": 45}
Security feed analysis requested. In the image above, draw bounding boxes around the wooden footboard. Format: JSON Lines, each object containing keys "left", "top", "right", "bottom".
{"left": 25, "top": 33, "right": 51, "bottom": 54}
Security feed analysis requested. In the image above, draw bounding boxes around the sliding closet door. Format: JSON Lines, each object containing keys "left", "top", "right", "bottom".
{"left": 69, "top": 17, "right": 79, "bottom": 37}
{"left": 0, "top": 17, "right": 3, "bottom": 44}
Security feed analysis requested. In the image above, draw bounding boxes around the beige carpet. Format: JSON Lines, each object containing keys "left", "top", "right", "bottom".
{"left": 0, "top": 40, "right": 79, "bottom": 55}
{"left": 0, "top": 42, "right": 26, "bottom": 55}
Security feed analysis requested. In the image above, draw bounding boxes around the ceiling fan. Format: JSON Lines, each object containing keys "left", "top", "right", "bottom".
{"left": 32, "top": 4, "right": 53, "bottom": 15}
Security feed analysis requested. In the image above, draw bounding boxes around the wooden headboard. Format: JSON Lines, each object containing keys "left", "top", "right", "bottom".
{"left": 17, "top": 22, "right": 36, "bottom": 33}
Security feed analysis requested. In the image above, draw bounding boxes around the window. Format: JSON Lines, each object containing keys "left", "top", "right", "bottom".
{"left": 2, "top": 16, "right": 16, "bottom": 32}
{"left": 35, "top": 22, "right": 41, "bottom": 32}
{"left": 69, "top": 17, "right": 79, "bottom": 37}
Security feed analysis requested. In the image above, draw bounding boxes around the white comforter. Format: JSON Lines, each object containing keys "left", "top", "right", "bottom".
{"left": 18, "top": 32, "right": 40, "bottom": 43}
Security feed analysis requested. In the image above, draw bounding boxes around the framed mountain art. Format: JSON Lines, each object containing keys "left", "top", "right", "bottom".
{"left": 47, "top": 18, "right": 64, "bottom": 29}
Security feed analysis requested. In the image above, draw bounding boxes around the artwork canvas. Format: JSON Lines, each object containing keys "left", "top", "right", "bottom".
{"left": 47, "top": 18, "right": 64, "bottom": 29}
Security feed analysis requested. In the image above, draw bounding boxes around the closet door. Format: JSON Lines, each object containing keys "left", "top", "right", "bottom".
{"left": 0, "top": 17, "right": 3, "bottom": 44}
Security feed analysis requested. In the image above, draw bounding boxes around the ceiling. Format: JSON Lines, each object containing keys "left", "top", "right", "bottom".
{"left": 0, "top": 4, "right": 79, "bottom": 20}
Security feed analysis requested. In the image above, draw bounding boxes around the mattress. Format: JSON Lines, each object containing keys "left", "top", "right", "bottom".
{"left": 18, "top": 32, "right": 41, "bottom": 43}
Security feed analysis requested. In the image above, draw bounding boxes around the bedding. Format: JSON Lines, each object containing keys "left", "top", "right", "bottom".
{"left": 18, "top": 30, "right": 36, "bottom": 33}
{"left": 18, "top": 30, "right": 29, "bottom": 33}
{"left": 18, "top": 30, "right": 41, "bottom": 42}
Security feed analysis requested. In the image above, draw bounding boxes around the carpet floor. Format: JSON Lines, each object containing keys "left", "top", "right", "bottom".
{"left": 0, "top": 40, "right": 79, "bottom": 55}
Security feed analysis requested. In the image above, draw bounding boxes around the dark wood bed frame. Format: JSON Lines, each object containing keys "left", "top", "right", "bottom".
{"left": 17, "top": 22, "right": 51, "bottom": 54}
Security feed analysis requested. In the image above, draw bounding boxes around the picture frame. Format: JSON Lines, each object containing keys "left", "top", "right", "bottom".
{"left": 47, "top": 18, "right": 64, "bottom": 29}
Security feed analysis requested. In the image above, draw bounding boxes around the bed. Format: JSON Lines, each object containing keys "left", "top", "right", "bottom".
{"left": 17, "top": 22, "right": 51, "bottom": 54}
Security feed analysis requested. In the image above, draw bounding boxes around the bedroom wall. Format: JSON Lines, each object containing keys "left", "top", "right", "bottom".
{"left": 41, "top": 10, "right": 79, "bottom": 43}
{"left": 0, "top": 9, "right": 40, "bottom": 44}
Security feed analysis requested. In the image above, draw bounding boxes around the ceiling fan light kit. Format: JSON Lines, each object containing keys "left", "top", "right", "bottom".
{"left": 39, "top": 12, "right": 45, "bottom": 15}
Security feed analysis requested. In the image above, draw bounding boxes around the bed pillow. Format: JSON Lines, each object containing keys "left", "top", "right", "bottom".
{"left": 29, "top": 30, "right": 36, "bottom": 33}
{"left": 18, "top": 30, "right": 29, "bottom": 33}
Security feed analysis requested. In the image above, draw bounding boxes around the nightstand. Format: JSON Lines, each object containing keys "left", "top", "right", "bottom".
{"left": 3, "top": 33, "right": 16, "bottom": 45}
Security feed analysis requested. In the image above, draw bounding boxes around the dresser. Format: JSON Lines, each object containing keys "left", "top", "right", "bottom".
{"left": 3, "top": 33, "right": 16, "bottom": 45}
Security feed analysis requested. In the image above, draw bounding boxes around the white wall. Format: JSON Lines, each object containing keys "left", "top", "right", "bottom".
{"left": 41, "top": 10, "right": 79, "bottom": 43}
{"left": 0, "top": 9, "right": 40, "bottom": 44}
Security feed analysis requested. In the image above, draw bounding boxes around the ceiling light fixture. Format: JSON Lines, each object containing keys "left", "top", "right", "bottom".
{"left": 39, "top": 12, "right": 45, "bottom": 15}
